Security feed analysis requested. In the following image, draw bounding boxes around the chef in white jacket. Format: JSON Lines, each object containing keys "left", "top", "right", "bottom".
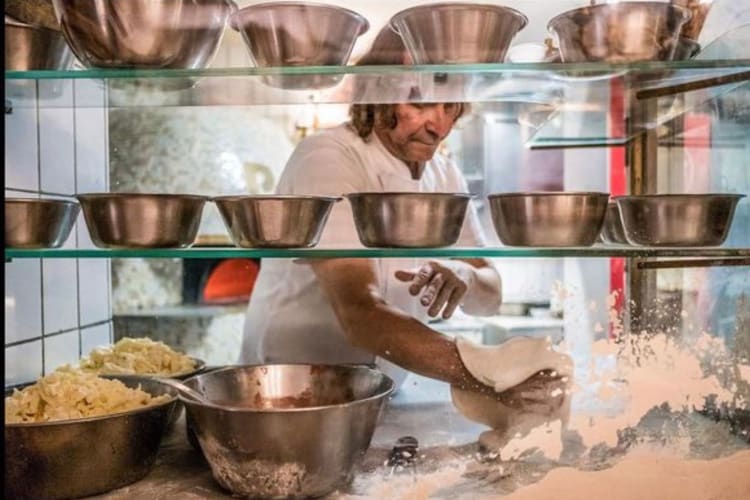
{"left": 241, "top": 27, "right": 565, "bottom": 413}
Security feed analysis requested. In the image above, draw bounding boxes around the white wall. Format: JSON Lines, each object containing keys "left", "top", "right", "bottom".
{"left": 4, "top": 79, "right": 112, "bottom": 386}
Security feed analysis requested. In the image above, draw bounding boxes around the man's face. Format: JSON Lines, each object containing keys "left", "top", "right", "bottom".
{"left": 378, "top": 103, "right": 461, "bottom": 163}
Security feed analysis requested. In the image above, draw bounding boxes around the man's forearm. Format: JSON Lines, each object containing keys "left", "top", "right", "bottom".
{"left": 311, "top": 258, "right": 489, "bottom": 392}
{"left": 339, "top": 296, "right": 491, "bottom": 393}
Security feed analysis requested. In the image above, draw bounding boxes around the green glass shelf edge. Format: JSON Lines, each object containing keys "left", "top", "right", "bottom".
{"left": 6, "top": 60, "right": 750, "bottom": 80}
{"left": 5, "top": 247, "right": 750, "bottom": 260}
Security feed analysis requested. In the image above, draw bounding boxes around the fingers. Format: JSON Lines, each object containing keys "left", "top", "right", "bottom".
{"left": 394, "top": 270, "right": 417, "bottom": 282}
{"left": 410, "top": 263, "right": 435, "bottom": 295}
{"left": 440, "top": 288, "right": 464, "bottom": 319}
{"left": 497, "top": 370, "right": 570, "bottom": 413}
{"left": 441, "top": 280, "right": 467, "bottom": 319}
{"left": 427, "top": 277, "right": 453, "bottom": 316}
{"left": 394, "top": 261, "right": 471, "bottom": 318}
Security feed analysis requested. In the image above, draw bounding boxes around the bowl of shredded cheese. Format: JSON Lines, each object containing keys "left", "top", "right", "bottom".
{"left": 4, "top": 369, "right": 178, "bottom": 499}
{"left": 78, "top": 337, "right": 205, "bottom": 379}
{"left": 77, "top": 337, "right": 206, "bottom": 431}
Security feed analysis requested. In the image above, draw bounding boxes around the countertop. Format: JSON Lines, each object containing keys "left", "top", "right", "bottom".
{"left": 89, "top": 370, "right": 749, "bottom": 499}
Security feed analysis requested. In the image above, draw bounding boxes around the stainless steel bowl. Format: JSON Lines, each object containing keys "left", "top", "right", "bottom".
{"left": 615, "top": 194, "right": 745, "bottom": 247}
{"left": 182, "top": 364, "right": 394, "bottom": 499}
{"left": 600, "top": 202, "right": 628, "bottom": 245}
{"left": 488, "top": 192, "right": 610, "bottom": 247}
{"left": 5, "top": 376, "right": 178, "bottom": 500}
{"left": 5, "top": 198, "right": 79, "bottom": 249}
{"left": 6, "top": 0, "right": 60, "bottom": 31}
{"left": 390, "top": 3, "right": 528, "bottom": 64}
{"left": 77, "top": 193, "right": 208, "bottom": 249}
{"left": 675, "top": 0, "right": 713, "bottom": 41}
{"left": 214, "top": 195, "right": 340, "bottom": 248}
{"left": 673, "top": 37, "right": 701, "bottom": 60}
{"left": 548, "top": 2, "right": 691, "bottom": 63}
{"left": 5, "top": 17, "right": 74, "bottom": 71}
{"left": 347, "top": 192, "right": 471, "bottom": 248}
{"left": 230, "top": 1, "right": 369, "bottom": 89}
{"left": 51, "top": 0, "right": 235, "bottom": 69}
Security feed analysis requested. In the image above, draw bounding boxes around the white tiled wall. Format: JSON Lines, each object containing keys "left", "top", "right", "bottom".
{"left": 4, "top": 80, "right": 113, "bottom": 386}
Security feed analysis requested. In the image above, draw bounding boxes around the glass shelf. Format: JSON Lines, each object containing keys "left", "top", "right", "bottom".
{"left": 5, "top": 246, "right": 750, "bottom": 260}
{"left": 5, "top": 61, "right": 749, "bottom": 107}
{"left": 6, "top": 60, "right": 749, "bottom": 149}
{"left": 6, "top": 60, "right": 750, "bottom": 81}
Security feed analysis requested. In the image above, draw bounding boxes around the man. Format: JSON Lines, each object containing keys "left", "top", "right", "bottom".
{"left": 241, "top": 28, "right": 564, "bottom": 412}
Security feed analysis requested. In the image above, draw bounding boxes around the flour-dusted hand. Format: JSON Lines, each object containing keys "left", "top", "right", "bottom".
{"left": 450, "top": 336, "right": 575, "bottom": 429}
{"left": 495, "top": 369, "right": 568, "bottom": 415}
{"left": 394, "top": 260, "right": 475, "bottom": 319}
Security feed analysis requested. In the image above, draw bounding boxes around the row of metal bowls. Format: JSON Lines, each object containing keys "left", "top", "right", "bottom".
{"left": 7, "top": 1, "right": 701, "bottom": 76}
{"left": 5, "top": 365, "right": 393, "bottom": 500}
{"left": 6, "top": 192, "right": 745, "bottom": 249}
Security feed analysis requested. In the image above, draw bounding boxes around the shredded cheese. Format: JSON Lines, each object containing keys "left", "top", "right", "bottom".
{"left": 5, "top": 367, "right": 172, "bottom": 424}
{"left": 79, "top": 337, "right": 196, "bottom": 377}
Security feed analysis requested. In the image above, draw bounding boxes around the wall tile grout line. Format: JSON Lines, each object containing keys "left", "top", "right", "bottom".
{"left": 35, "top": 80, "right": 46, "bottom": 375}
{"left": 6, "top": 319, "right": 113, "bottom": 349}
{"left": 73, "top": 80, "right": 83, "bottom": 357}
{"left": 102, "top": 81, "right": 114, "bottom": 344}
{"left": 5, "top": 186, "right": 77, "bottom": 199}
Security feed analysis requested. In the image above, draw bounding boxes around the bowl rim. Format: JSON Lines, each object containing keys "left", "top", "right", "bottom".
{"left": 390, "top": 2, "right": 528, "bottom": 32}
{"left": 488, "top": 191, "right": 610, "bottom": 198}
{"left": 547, "top": 1, "right": 692, "bottom": 33}
{"left": 4, "top": 17, "right": 62, "bottom": 33}
{"left": 613, "top": 193, "right": 746, "bottom": 201}
{"left": 5, "top": 197, "right": 79, "bottom": 206}
{"left": 230, "top": 1, "right": 370, "bottom": 36}
{"left": 212, "top": 194, "right": 342, "bottom": 203}
{"left": 4, "top": 375, "right": 178, "bottom": 428}
{"left": 76, "top": 193, "right": 209, "bottom": 202}
{"left": 346, "top": 191, "right": 474, "bottom": 198}
{"left": 181, "top": 363, "right": 395, "bottom": 413}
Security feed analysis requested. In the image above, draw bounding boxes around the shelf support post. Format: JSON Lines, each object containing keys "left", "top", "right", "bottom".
{"left": 625, "top": 93, "right": 659, "bottom": 334}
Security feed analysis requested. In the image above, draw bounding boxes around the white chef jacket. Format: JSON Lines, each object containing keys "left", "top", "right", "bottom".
{"left": 240, "top": 123, "right": 488, "bottom": 389}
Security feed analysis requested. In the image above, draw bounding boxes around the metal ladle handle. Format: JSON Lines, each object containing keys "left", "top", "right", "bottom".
{"left": 159, "top": 378, "right": 213, "bottom": 406}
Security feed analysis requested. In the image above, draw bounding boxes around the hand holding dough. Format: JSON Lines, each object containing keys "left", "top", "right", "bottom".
{"left": 455, "top": 336, "right": 573, "bottom": 393}
{"left": 451, "top": 336, "right": 574, "bottom": 444}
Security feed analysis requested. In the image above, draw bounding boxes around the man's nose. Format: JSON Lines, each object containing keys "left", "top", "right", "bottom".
{"left": 424, "top": 106, "right": 454, "bottom": 138}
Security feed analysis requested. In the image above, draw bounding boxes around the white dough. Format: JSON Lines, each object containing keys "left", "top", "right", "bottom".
{"left": 451, "top": 336, "right": 574, "bottom": 452}
{"left": 456, "top": 336, "right": 573, "bottom": 393}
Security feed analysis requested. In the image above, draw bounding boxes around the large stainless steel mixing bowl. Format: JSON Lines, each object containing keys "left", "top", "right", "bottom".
{"left": 599, "top": 202, "right": 628, "bottom": 245}
{"left": 488, "top": 192, "right": 610, "bottom": 247}
{"left": 230, "top": 1, "right": 369, "bottom": 89}
{"left": 5, "top": 17, "right": 74, "bottom": 71}
{"left": 615, "top": 194, "right": 745, "bottom": 247}
{"left": 51, "top": 0, "right": 235, "bottom": 69}
{"left": 182, "top": 364, "right": 394, "bottom": 499}
{"left": 5, "top": 198, "right": 80, "bottom": 249}
{"left": 77, "top": 193, "right": 208, "bottom": 248}
{"left": 390, "top": 3, "right": 528, "bottom": 64}
{"left": 5, "top": 376, "right": 178, "bottom": 500}
{"left": 347, "top": 192, "right": 472, "bottom": 248}
{"left": 548, "top": 2, "right": 691, "bottom": 62}
{"left": 214, "top": 195, "right": 340, "bottom": 248}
